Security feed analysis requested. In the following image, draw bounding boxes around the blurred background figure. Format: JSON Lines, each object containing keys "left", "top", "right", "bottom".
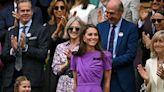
{"left": 121, "top": 0, "right": 140, "bottom": 24}
{"left": 14, "top": 76, "right": 31, "bottom": 92}
{"left": 138, "top": 30, "right": 164, "bottom": 92}
{"left": 44, "top": 0, "right": 68, "bottom": 92}
{"left": 69, "top": 0, "right": 96, "bottom": 24}
{"left": 51, "top": 16, "right": 84, "bottom": 92}
{"left": 88, "top": 0, "right": 109, "bottom": 26}
{"left": 89, "top": 0, "right": 100, "bottom": 8}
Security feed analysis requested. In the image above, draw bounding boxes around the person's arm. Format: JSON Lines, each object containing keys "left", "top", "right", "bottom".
{"left": 137, "top": 64, "right": 149, "bottom": 85}
{"left": 104, "top": 70, "right": 112, "bottom": 92}
{"left": 51, "top": 44, "right": 68, "bottom": 75}
{"left": 73, "top": 70, "right": 77, "bottom": 92}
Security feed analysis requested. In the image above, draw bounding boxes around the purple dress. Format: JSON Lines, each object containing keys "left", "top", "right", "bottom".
{"left": 71, "top": 51, "right": 112, "bottom": 92}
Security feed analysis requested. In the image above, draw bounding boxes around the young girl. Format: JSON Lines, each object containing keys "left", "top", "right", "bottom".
{"left": 14, "top": 76, "right": 31, "bottom": 92}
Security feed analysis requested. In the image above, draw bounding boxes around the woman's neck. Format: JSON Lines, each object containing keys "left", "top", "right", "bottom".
{"left": 70, "top": 38, "right": 79, "bottom": 46}
{"left": 157, "top": 53, "right": 164, "bottom": 63}
{"left": 86, "top": 46, "right": 95, "bottom": 52}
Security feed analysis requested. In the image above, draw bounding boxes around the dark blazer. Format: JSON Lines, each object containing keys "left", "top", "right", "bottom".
{"left": 32, "top": 0, "right": 50, "bottom": 7}
{"left": 43, "top": 23, "right": 67, "bottom": 92}
{"left": 139, "top": 12, "right": 154, "bottom": 66}
{"left": 2, "top": 21, "right": 49, "bottom": 87}
{"left": 0, "top": 3, "right": 43, "bottom": 45}
{"left": 97, "top": 19, "right": 138, "bottom": 92}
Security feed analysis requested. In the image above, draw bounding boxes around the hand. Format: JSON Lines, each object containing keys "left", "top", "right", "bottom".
{"left": 51, "top": 16, "right": 67, "bottom": 39}
{"left": 11, "top": 35, "right": 18, "bottom": 50}
{"left": 137, "top": 64, "right": 149, "bottom": 81}
{"left": 12, "top": 11, "right": 19, "bottom": 20}
{"left": 64, "top": 49, "right": 72, "bottom": 60}
{"left": 157, "top": 64, "right": 164, "bottom": 79}
{"left": 20, "top": 32, "right": 26, "bottom": 49}
{"left": 97, "top": 9, "right": 103, "bottom": 23}
{"left": 139, "top": 5, "right": 148, "bottom": 21}
{"left": 142, "top": 32, "right": 151, "bottom": 49}
{"left": 57, "top": 16, "right": 67, "bottom": 33}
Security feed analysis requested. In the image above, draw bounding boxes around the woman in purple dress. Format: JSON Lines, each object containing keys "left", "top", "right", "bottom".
{"left": 71, "top": 24, "right": 112, "bottom": 92}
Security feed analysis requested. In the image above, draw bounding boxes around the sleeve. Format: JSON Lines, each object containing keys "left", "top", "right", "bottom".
{"left": 144, "top": 60, "right": 151, "bottom": 92}
{"left": 51, "top": 44, "right": 67, "bottom": 75}
{"left": 70, "top": 55, "right": 77, "bottom": 71}
{"left": 103, "top": 51, "right": 112, "bottom": 70}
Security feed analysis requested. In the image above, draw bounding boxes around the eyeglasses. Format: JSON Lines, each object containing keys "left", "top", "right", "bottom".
{"left": 53, "top": 6, "right": 65, "bottom": 11}
{"left": 68, "top": 26, "right": 80, "bottom": 32}
{"left": 152, "top": 19, "right": 163, "bottom": 23}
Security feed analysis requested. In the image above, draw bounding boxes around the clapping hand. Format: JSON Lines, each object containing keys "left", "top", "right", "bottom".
{"left": 11, "top": 35, "right": 18, "bottom": 50}
{"left": 142, "top": 32, "right": 151, "bottom": 49}
{"left": 20, "top": 32, "right": 26, "bottom": 49}
{"left": 98, "top": 9, "right": 103, "bottom": 23}
{"left": 139, "top": 5, "right": 148, "bottom": 21}
{"left": 137, "top": 64, "right": 149, "bottom": 81}
{"left": 12, "top": 11, "right": 19, "bottom": 27}
{"left": 157, "top": 64, "right": 164, "bottom": 79}
{"left": 64, "top": 49, "right": 72, "bottom": 60}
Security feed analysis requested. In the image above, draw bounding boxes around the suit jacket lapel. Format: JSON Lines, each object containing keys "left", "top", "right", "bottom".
{"left": 12, "top": 26, "right": 19, "bottom": 38}
{"left": 103, "top": 21, "right": 110, "bottom": 49}
{"left": 28, "top": 22, "right": 36, "bottom": 36}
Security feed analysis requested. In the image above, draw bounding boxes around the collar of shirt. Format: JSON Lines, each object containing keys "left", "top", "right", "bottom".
{"left": 110, "top": 18, "right": 122, "bottom": 28}
{"left": 18, "top": 20, "right": 32, "bottom": 40}
{"left": 152, "top": 10, "right": 156, "bottom": 15}
{"left": 19, "top": 19, "right": 32, "bottom": 33}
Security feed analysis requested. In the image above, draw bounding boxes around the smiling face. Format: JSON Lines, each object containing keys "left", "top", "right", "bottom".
{"left": 17, "top": 2, "right": 33, "bottom": 25}
{"left": 18, "top": 80, "right": 31, "bottom": 92}
{"left": 53, "top": 1, "right": 66, "bottom": 18}
{"left": 83, "top": 27, "right": 99, "bottom": 50}
{"left": 106, "top": 0, "right": 123, "bottom": 25}
{"left": 151, "top": 12, "right": 164, "bottom": 31}
{"left": 153, "top": 38, "right": 164, "bottom": 55}
{"left": 151, "top": 0, "right": 163, "bottom": 11}
{"left": 68, "top": 20, "right": 81, "bottom": 40}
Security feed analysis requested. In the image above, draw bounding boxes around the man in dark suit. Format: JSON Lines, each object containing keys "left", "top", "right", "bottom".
{"left": 0, "top": 0, "right": 43, "bottom": 47}
{"left": 97, "top": 0, "right": 138, "bottom": 92}
{"left": 2, "top": 0, "right": 48, "bottom": 92}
